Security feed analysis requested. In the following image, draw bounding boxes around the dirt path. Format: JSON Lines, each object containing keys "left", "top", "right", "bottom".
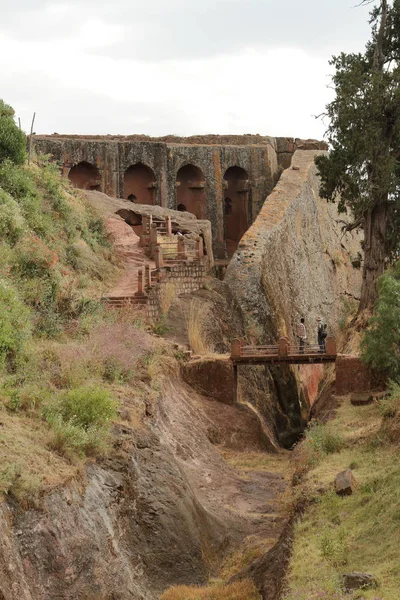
{"left": 106, "top": 216, "right": 155, "bottom": 298}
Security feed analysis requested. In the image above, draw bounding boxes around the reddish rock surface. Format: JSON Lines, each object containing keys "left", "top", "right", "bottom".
{"left": 335, "top": 355, "right": 384, "bottom": 395}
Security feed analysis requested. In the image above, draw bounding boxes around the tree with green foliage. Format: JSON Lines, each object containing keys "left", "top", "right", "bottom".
{"left": 361, "top": 262, "right": 400, "bottom": 379}
{"left": 315, "top": 0, "right": 400, "bottom": 311}
{"left": 0, "top": 100, "right": 26, "bottom": 165}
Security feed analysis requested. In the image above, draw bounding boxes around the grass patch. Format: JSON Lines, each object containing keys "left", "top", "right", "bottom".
{"left": 0, "top": 156, "right": 116, "bottom": 345}
{"left": 221, "top": 449, "right": 292, "bottom": 474}
{"left": 285, "top": 396, "right": 400, "bottom": 600}
{"left": 160, "top": 579, "right": 261, "bottom": 600}
{"left": 0, "top": 408, "right": 76, "bottom": 505}
{"left": 296, "top": 421, "right": 345, "bottom": 468}
{"left": 159, "top": 282, "right": 177, "bottom": 315}
{"left": 185, "top": 299, "right": 214, "bottom": 355}
{"left": 45, "top": 386, "right": 116, "bottom": 429}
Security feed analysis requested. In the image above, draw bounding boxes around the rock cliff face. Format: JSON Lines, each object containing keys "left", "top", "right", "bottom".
{"left": 225, "top": 150, "right": 362, "bottom": 444}
{"left": 0, "top": 379, "right": 287, "bottom": 600}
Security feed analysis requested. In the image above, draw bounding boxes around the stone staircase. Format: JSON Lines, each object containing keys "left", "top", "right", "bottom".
{"left": 104, "top": 214, "right": 206, "bottom": 317}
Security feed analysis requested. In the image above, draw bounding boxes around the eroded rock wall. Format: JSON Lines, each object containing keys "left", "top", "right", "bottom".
{"left": 225, "top": 150, "right": 362, "bottom": 443}
{"left": 0, "top": 381, "right": 254, "bottom": 600}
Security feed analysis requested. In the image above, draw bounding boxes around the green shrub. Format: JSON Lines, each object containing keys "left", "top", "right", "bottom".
{"left": 43, "top": 387, "right": 116, "bottom": 459}
{"left": 0, "top": 101, "right": 26, "bottom": 165}
{"left": 320, "top": 526, "right": 348, "bottom": 567}
{"left": 377, "top": 380, "right": 400, "bottom": 419}
{"left": 49, "top": 386, "right": 116, "bottom": 429}
{"left": 0, "top": 189, "right": 26, "bottom": 244}
{"left": 103, "top": 356, "right": 134, "bottom": 383}
{"left": 15, "top": 234, "right": 58, "bottom": 277}
{"left": 0, "top": 279, "right": 32, "bottom": 369}
{"left": 47, "top": 415, "right": 111, "bottom": 458}
{"left": 0, "top": 161, "right": 48, "bottom": 235}
{"left": 4, "top": 382, "right": 50, "bottom": 413}
{"left": 303, "top": 422, "right": 345, "bottom": 466}
{"left": 361, "top": 262, "right": 400, "bottom": 380}
{"left": 308, "top": 422, "right": 344, "bottom": 454}
{"left": 152, "top": 315, "right": 169, "bottom": 335}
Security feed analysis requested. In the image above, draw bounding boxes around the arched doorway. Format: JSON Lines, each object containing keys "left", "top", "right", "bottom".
{"left": 123, "top": 163, "right": 156, "bottom": 205}
{"left": 223, "top": 166, "right": 250, "bottom": 256}
{"left": 68, "top": 161, "right": 101, "bottom": 190}
{"left": 176, "top": 164, "right": 206, "bottom": 219}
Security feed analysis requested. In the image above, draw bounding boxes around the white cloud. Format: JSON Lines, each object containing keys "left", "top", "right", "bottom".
{"left": 0, "top": 0, "right": 373, "bottom": 138}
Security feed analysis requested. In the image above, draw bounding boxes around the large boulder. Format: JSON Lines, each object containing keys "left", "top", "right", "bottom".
{"left": 350, "top": 392, "right": 373, "bottom": 406}
{"left": 335, "top": 469, "right": 357, "bottom": 496}
{"left": 224, "top": 150, "right": 362, "bottom": 446}
{"left": 343, "top": 572, "right": 378, "bottom": 591}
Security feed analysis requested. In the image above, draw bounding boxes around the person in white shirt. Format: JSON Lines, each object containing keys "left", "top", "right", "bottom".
{"left": 297, "top": 318, "right": 307, "bottom": 354}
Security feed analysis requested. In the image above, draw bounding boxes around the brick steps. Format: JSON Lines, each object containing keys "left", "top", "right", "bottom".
{"left": 105, "top": 296, "right": 148, "bottom": 307}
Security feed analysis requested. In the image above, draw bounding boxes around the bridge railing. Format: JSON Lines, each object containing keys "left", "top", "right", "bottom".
{"left": 241, "top": 345, "right": 279, "bottom": 356}
{"left": 288, "top": 344, "right": 321, "bottom": 355}
{"left": 231, "top": 336, "right": 337, "bottom": 360}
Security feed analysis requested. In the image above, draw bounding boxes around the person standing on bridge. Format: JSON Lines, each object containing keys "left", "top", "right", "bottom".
{"left": 297, "top": 318, "right": 307, "bottom": 354}
{"left": 317, "top": 317, "right": 327, "bottom": 353}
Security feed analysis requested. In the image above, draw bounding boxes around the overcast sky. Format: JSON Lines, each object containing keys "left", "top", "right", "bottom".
{"left": 1, "top": 0, "right": 374, "bottom": 139}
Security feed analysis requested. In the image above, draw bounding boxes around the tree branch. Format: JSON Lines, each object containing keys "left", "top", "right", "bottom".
{"left": 373, "top": 0, "right": 388, "bottom": 71}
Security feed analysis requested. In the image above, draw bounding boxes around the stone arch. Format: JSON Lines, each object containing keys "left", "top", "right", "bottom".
{"left": 124, "top": 163, "right": 156, "bottom": 205}
{"left": 177, "top": 203, "right": 187, "bottom": 212}
{"left": 176, "top": 164, "right": 206, "bottom": 219}
{"left": 68, "top": 161, "right": 101, "bottom": 191}
{"left": 223, "top": 166, "right": 250, "bottom": 256}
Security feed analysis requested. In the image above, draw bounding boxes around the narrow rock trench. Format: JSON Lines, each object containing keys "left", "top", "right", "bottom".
{"left": 102, "top": 203, "right": 302, "bottom": 600}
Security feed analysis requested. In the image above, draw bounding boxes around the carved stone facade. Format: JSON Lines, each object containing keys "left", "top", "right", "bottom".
{"left": 33, "top": 134, "right": 327, "bottom": 257}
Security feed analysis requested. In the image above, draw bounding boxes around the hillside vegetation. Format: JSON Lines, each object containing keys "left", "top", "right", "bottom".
{"left": 0, "top": 99, "right": 149, "bottom": 503}
{"left": 285, "top": 387, "right": 400, "bottom": 600}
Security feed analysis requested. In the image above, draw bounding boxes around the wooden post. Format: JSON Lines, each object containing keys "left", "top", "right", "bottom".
{"left": 27, "top": 112, "right": 36, "bottom": 166}
{"left": 177, "top": 237, "right": 186, "bottom": 260}
{"left": 145, "top": 264, "right": 151, "bottom": 288}
{"left": 155, "top": 246, "right": 164, "bottom": 269}
{"left": 326, "top": 336, "right": 337, "bottom": 356}
{"left": 196, "top": 236, "right": 204, "bottom": 260}
{"left": 150, "top": 223, "right": 158, "bottom": 245}
{"left": 231, "top": 339, "right": 242, "bottom": 359}
{"left": 278, "top": 337, "right": 289, "bottom": 357}
{"left": 137, "top": 269, "right": 144, "bottom": 294}
{"left": 233, "top": 364, "right": 238, "bottom": 405}
{"left": 166, "top": 216, "right": 172, "bottom": 236}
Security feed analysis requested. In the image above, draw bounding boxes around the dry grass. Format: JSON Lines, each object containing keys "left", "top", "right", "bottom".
{"left": 220, "top": 449, "right": 292, "bottom": 474}
{"left": 218, "top": 536, "right": 277, "bottom": 581}
{"left": 285, "top": 395, "right": 400, "bottom": 600}
{"left": 0, "top": 408, "right": 77, "bottom": 505}
{"left": 185, "top": 299, "right": 214, "bottom": 355}
{"left": 160, "top": 579, "right": 261, "bottom": 600}
{"left": 160, "top": 282, "right": 177, "bottom": 315}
